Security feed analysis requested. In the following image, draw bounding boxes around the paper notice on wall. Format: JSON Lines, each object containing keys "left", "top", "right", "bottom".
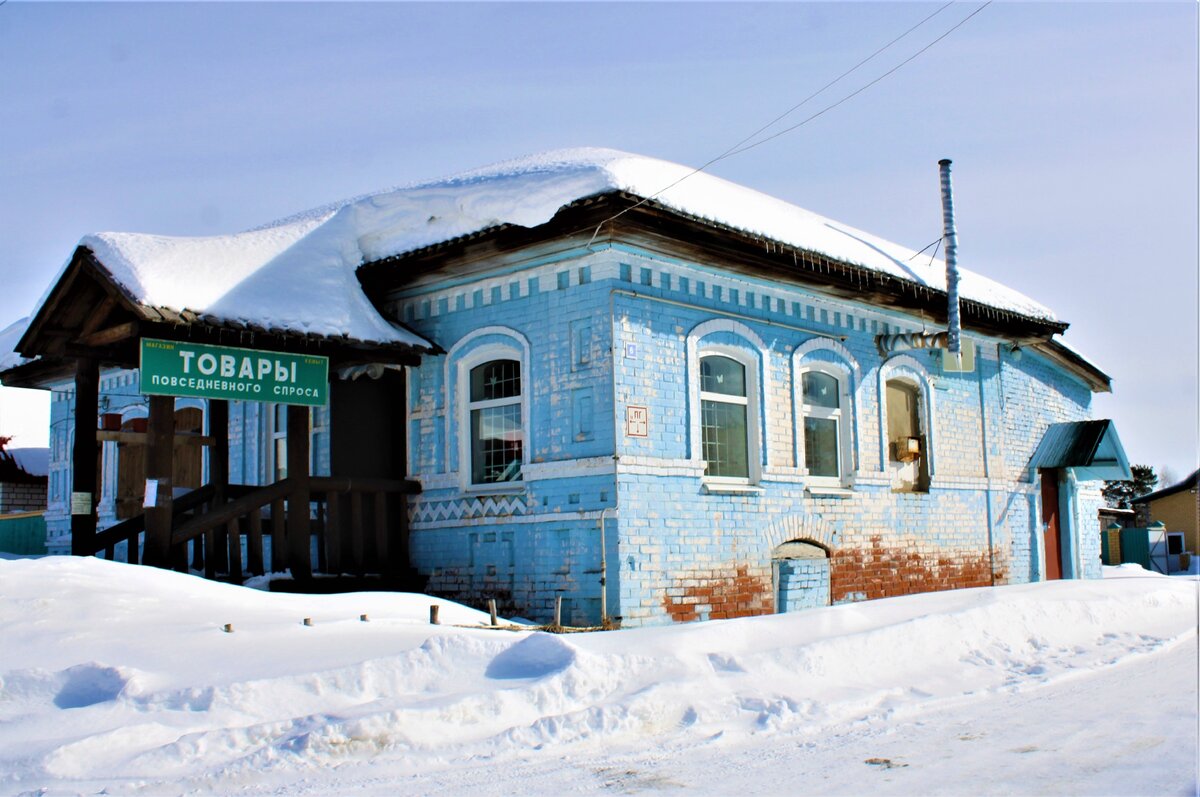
{"left": 143, "top": 479, "right": 159, "bottom": 508}
{"left": 70, "top": 492, "right": 92, "bottom": 515}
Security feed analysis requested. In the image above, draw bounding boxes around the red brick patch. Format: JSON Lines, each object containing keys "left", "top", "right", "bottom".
{"left": 830, "top": 536, "right": 996, "bottom": 603}
{"left": 662, "top": 565, "right": 773, "bottom": 623}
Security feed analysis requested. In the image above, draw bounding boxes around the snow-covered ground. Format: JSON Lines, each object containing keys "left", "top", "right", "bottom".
{"left": 1, "top": 557, "right": 1195, "bottom": 796}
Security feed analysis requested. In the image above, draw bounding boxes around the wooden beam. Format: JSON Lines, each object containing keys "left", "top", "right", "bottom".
{"left": 70, "top": 358, "right": 99, "bottom": 556}
{"left": 143, "top": 395, "right": 175, "bottom": 566}
{"left": 170, "top": 478, "right": 292, "bottom": 545}
{"left": 96, "top": 430, "right": 215, "bottom": 447}
{"left": 75, "top": 296, "right": 118, "bottom": 340}
{"left": 78, "top": 321, "right": 138, "bottom": 348}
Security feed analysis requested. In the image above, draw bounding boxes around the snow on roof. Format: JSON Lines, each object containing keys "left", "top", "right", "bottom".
{"left": 0, "top": 317, "right": 32, "bottom": 371}
{"left": 83, "top": 211, "right": 432, "bottom": 349}
{"left": 8, "top": 448, "right": 49, "bottom": 478}
{"left": 78, "top": 148, "right": 1054, "bottom": 335}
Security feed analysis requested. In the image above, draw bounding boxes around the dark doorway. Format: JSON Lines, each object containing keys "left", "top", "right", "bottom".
{"left": 330, "top": 371, "right": 407, "bottom": 480}
{"left": 1039, "top": 468, "right": 1063, "bottom": 580}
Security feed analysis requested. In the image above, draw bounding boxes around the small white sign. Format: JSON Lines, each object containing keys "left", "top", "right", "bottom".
{"left": 624, "top": 342, "right": 637, "bottom": 359}
{"left": 70, "top": 492, "right": 92, "bottom": 515}
{"left": 143, "top": 479, "right": 159, "bottom": 508}
{"left": 626, "top": 405, "right": 649, "bottom": 437}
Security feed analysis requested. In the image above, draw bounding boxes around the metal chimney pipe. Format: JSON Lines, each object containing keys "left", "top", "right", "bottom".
{"left": 938, "top": 159, "right": 962, "bottom": 356}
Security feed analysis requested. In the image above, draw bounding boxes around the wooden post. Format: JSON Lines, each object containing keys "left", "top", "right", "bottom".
{"left": 226, "top": 518, "right": 242, "bottom": 581}
{"left": 143, "top": 395, "right": 175, "bottom": 566}
{"left": 489, "top": 598, "right": 498, "bottom": 627}
{"left": 373, "top": 491, "right": 388, "bottom": 576}
{"left": 247, "top": 507, "right": 264, "bottom": 575}
{"left": 209, "top": 400, "right": 229, "bottom": 500}
{"left": 349, "top": 490, "right": 364, "bottom": 575}
{"left": 205, "top": 399, "right": 230, "bottom": 573}
{"left": 70, "top": 358, "right": 99, "bottom": 556}
{"left": 554, "top": 595, "right": 563, "bottom": 628}
{"left": 325, "top": 492, "right": 342, "bottom": 573}
{"left": 429, "top": 605, "right": 440, "bottom": 625}
{"left": 270, "top": 497, "right": 286, "bottom": 571}
{"left": 285, "top": 404, "right": 311, "bottom": 580}
{"left": 394, "top": 368, "right": 411, "bottom": 579}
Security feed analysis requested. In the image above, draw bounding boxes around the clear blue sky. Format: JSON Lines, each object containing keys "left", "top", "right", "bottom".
{"left": 1, "top": 2, "right": 1196, "bottom": 482}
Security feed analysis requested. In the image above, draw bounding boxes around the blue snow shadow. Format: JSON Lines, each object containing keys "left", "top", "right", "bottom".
{"left": 485, "top": 633, "right": 576, "bottom": 680}
{"left": 54, "top": 663, "right": 128, "bottom": 709}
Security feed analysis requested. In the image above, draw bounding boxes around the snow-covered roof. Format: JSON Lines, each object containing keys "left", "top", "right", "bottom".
{"left": 82, "top": 212, "right": 432, "bottom": 349}
{"left": 80, "top": 148, "right": 1054, "bottom": 331}
{"left": 7, "top": 448, "right": 48, "bottom": 478}
{"left": 0, "top": 317, "right": 32, "bottom": 371}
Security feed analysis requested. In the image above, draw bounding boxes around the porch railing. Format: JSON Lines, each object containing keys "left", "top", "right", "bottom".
{"left": 87, "top": 477, "right": 420, "bottom": 584}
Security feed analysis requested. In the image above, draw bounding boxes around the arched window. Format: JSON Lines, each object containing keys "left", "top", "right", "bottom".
{"left": 686, "top": 320, "right": 766, "bottom": 486}
{"left": 467, "top": 358, "right": 523, "bottom": 485}
{"left": 447, "top": 327, "right": 531, "bottom": 492}
{"left": 699, "top": 354, "right": 750, "bottom": 479}
{"left": 793, "top": 339, "right": 859, "bottom": 489}
{"left": 885, "top": 377, "right": 929, "bottom": 492}
{"left": 799, "top": 364, "right": 851, "bottom": 484}
{"left": 878, "top": 354, "right": 936, "bottom": 492}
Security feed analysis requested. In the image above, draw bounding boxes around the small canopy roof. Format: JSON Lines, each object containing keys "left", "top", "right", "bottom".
{"left": 1029, "top": 419, "right": 1131, "bottom": 481}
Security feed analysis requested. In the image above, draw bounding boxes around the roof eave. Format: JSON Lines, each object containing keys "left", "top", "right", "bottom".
{"left": 362, "top": 190, "right": 1070, "bottom": 341}
{"left": 1031, "top": 340, "right": 1112, "bottom": 393}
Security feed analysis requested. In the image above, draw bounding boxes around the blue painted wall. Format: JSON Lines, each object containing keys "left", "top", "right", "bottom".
{"left": 42, "top": 241, "right": 1105, "bottom": 627}
{"left": 392, "top": 244, "right": 1103, "bottom": 626}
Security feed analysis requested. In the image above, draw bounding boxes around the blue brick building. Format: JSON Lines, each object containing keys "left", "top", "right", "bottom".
{"left": 3, "top": 149, "right": 1130, "bottom": 626}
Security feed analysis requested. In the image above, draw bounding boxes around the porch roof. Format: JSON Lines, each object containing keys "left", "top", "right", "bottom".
{"left": 1030, "top": 419, "right": 1131, "bottom": 481}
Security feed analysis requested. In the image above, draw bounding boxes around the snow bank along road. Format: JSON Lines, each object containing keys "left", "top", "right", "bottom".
{"left": 0, "top": 557, "right": 1195, "bottom": 796}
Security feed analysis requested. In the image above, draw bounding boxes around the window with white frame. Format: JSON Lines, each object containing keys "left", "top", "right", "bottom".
{"left": 467, "top": 359, "right": 523, "bottom": 485}
{"left": 699, "top": 354, "right": 751, "bottom": 479}
{"left": 799, "top": 365, "right": 851, "bottom": 484}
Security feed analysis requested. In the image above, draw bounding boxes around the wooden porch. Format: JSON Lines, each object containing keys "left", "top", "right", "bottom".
{"left": 84, "top": 475, "right": 421, "bottom": 586}
{"left": 2, "top": 245, "right": 432, "bottom": 589}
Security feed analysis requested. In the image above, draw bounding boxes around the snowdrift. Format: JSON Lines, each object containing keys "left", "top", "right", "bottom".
{"left": 0, "top": 557, "right": 1193, "bottom": 795}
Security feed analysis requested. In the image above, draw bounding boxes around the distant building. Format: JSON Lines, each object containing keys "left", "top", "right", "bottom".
{"left": 1, "top": 149, "right": 1131, "bottom": 626}
{"left": 1132, "top": 469, "right": 1199, "bottom": 557}
{"left": 0, "top": 447, "right": 48, "bottom": 514}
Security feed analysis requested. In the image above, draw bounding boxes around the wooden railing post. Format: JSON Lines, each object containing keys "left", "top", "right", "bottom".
{"left": 286, "top": 405, "right": 312, "bottom": 580}
{"left": 373, "top": 490, "right": 388, "bottom": 577}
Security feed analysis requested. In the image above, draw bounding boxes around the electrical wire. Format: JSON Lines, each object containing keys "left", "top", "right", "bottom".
{"left": 586, "top": 1, "right": 992, "bottom": 246}
{"left": 724, "top": 2, "right": 993, "bottom": 158}
{"left": 908, "top": 237, "right": 944, "bottom": 262}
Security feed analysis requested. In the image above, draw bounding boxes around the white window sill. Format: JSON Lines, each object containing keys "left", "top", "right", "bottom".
{"left": 805, "top": 485, "right": 853, "bottom": 498}
{"left": 463, "top": 483, "right": 526, "bottom": 497}
{"left": 702, "top": 482, "right": 765, "bottom": 495}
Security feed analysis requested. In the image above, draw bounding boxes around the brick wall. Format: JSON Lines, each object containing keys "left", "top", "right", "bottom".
{"left": 0, "top": 481, "right": 47, "bottom": 513}
{"left": 391, "top": 244, "right": 1102, "bottom": 627}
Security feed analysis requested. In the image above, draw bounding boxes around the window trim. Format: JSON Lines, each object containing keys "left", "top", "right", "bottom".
{"left": 465, "top": 358, "right": 524, "bottom": 487}
{"left": 694, "top": 343, "right": 762, "bottom": 485}
{"left": 877, "top": 354, "right": 937, "bottom": 481}
{"left": 792, "top": 339, "right": 861, "bottom": 488}
{"left": 451, "top": 333, "right": 531, "bottom": 494}
{"left": 796, "top": 362, "right": 853, "bottom": 488}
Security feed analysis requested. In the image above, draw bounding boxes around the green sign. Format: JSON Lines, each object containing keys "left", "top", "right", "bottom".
{"left": 140, "top": 338, "right": 328, "bottom": 407}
